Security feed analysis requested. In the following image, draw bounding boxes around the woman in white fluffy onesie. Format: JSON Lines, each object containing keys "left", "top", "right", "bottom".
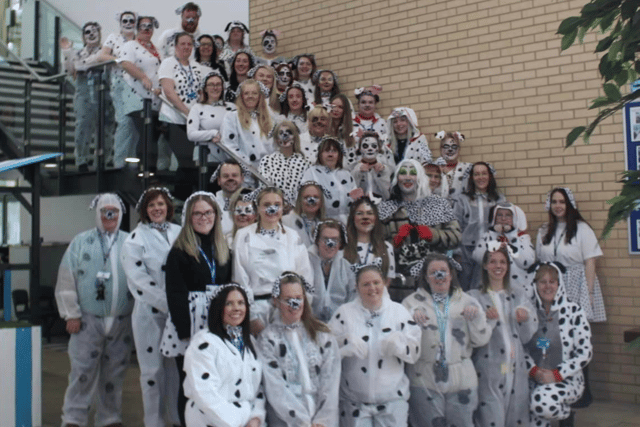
{"left": 468, "top": 248, "right": 538, "bottom": 427}
{"left": 121, "top": 188, "right": 181, "bottom": 427}
{"left": 330, "top": 265, "right": 421, "bottom": 427}
{"left": 402, "top": 254, "right": 491, "bottom": 427}
{"left": 258, "top": 272, "right": 341, "bottom": 427}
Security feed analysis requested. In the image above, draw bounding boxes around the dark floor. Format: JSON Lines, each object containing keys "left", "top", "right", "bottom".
{"left": 41, "top": 337, "right": 640, "bottom": 427}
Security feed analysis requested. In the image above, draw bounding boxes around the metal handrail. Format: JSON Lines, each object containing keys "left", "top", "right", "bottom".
{"left": 157, "top": 93, "right": 272, "bottom": 186}
{"left": 37, "top": 0, "right": 81, "bottom": 33}
{"left": 0, "top": 39, "right": 66, "bottom": 82}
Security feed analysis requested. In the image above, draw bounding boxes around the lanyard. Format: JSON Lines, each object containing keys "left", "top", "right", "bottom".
{"left": 98, "top": 229, "right": 118, "bottom": 266}
{"left": 198, "top": 247, "right": 216, "bottom": 283}
{"left": 553, "top": 229, "right": 566, "bottom": 258}
{"left": 359, "top": 243, "right": 372, "bottom": 265}
{"left": 433, "top": 295, "right": 450, "bottom": 351}
{"left": 176, "top": 58, "right": 197, "bottom": 100}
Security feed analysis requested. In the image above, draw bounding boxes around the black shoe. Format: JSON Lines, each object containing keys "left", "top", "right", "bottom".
{"left": 78, "top": 164, "right": 89, "bottom": 173}
{"left": 559, "top": 411, "right": 575, "bottom": 427}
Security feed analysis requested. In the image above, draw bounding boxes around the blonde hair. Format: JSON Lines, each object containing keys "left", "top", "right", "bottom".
{"left": 294, "top": 182, "right": 326, "bottom": 219}
{"left": 235, "top": 79, "right": 272, "bottom": 137}
{"left": 255, "top": 187, "right": 286, "bottom": 233}
{"left": 173, "top": 195, "right": 230, "bottom": 266}
{"left": 273, "top": 120, "right": 302, "bottom": 154}
{"left": 278, "top": 272, "right": 330, "bottom": 342}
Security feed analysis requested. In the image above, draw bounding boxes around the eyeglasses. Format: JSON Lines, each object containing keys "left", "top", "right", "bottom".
{"left": 192, "top": 210, "right": 215, "bottom": 219}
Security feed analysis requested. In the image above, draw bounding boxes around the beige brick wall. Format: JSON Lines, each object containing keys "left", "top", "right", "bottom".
{"left": 251, "top": 0, "right": 640, "bottom": 403}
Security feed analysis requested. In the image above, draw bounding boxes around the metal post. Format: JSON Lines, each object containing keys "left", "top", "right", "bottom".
{"left": 29, "top": 166, "right": 41, "bottom": 325}
{"left": 3, "top": 270, "right": 11, "bottom": 321}
{"left": 34, "top": 1, "right": 40, "bottom": 62}
{"left": 2, "top": 194, "right": 7, "bottom": 246}
{"left": 23, "top": 80, "right": 32, "bottom": 157}
{"left": 54, "top": 16, "right": 61, "bottom": 72}
{"left": 96, "top": 66, "right": 106, "bottom": 192}
{"left": 198, "top": 145, "right": 208, "bottom": 190}
{"left": 141, "top": 98, "right": 152, "bottom": 189}
{"left": 58, "top": 78, "right": 67, "bottom": 184}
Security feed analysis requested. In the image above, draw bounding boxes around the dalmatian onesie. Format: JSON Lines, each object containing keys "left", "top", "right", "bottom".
{"left": 301, "top": 165, "right": 357, "bottom": 223}
{"left": 402, "top": 288, "right": 491, "bottom": 427}
{"left": 468, "top": 287, "right": 538, "bottom": 427}
{"left": 121, "top": 221, "right": 181, "bottom": 427}
{"left": 386, "top": 107, "right": 432, "bottom": 165}
{"left": 349, "top": 137, "right": 395, "bottom": 200}
{"left": 183, "top": 329, "right": 266, "bottom": 427}
{"left": 472, "top": 203, "right": 536, "bottom": 298}
{"left": 63, "top": 23, "right": 115, "bottom": 168}
{"left": 258, "top": 318, "right": 341, "bottom": 427}
{"left": 282, "top": 211, "right": 320, "bottom": 249}
{"left": 221, "top": 110, "right": 274, "bottom": 173}
{"left": 308, "top": 246, "right": 357, "bottom": 322}
{"left": 187, "top": 99, "right": 237, "bottom": 163}
{"left": 524, "top": 266, "right": 593, "bottom": 426}
{"left": 437, "top": 158, "right": 472, "bottom": 199}
{"left": 329, "top": 287, "right": 421, "bottom": 427}
{"left": 353, "top": 113, "right": 387, "bottom": 144}
{"left": 232, "top": 223, "right": 313, "bottom": 325}
{"left": 259, "top": 152, "right": 311, "bottom": 205}
{"left": 55, "top": 194, "right": 133, "bottom": 427}
{"left": 352, "top": 241, "right": 397, "bottom": 280}
{"left": 452, "top": 191, "right": 506, "bottom": 289}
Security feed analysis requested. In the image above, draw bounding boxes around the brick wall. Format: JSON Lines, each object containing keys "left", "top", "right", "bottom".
{"left": 251, "top": 0, "right": 640, "bottom": 403}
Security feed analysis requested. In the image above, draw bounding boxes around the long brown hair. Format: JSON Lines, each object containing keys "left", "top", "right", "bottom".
{"left": 330, "top": 94, "right": 355, "bottom": 148}
{"left": 277, "top": 272, "right": 330, "bottom": 342}
{"left": 173, "top": 194, "right": 230, "bottom": 265}
{"left": 480, "top": 247, "right": 510, "bottom": 293}
{"left": 542, "top": 188, "right": 586, "bottom": 245}
{"left": 343, "top": 198, "right": 389, "bottom": 276}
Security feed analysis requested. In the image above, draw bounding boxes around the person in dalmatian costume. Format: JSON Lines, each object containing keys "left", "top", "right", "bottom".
{"left": 423, "top": 160, "right": 446, "bottom": 197}
{"left": 259, "top": 120, "right": 312, "bottom": 204}
{"left": 209, "top": 160, "right": 246, "bottom": 236}
{"left": 313, "top": 69, "right": 341, "bottom": 109}
{"left": 299, "top": 105, "right": 332, "bottom": 162}
{"left": 278, "top": 83, "right": 310, "bottom": 134}
{"left": 120, "top": 188, "right": 181, "bottom": 427}
{"left": 468, "top": 247, "right": 538, "bottom": 427}
{"left": 343, "top": 197, "right": 397, "bottom": 281}
{"left": 55, "top": 193, "right": 133, "bottom": 427}
{"left": 402, "top": 254, "right": 491, "bottom": 427}
{"left": 301, "top": 136, "right": 364, "bottom": 223}
{"left": 386, "top": 107, "right": 432, "bottom": 165}
{"left": 186, "top": 70, "right": 237, "bottom": 164}
{"left": 95, "top": 11, "right": 138, "bottom": 169}
{"left": 157, "top": 2, "right": 201, "bottom": 59}
{"left": 233, "top": 187, "right": 313, "bottom": 334}
{"left": 194, "top": 35, "right": 227, "bottom": 80}
{"left": 433, "top": 130, "right": 471, "bottom": 198}
{"left": 258, "top": 272, "right": 341, "bottom": 427}
{"left": 221, "top": 79, "right": 273, "bottom": 182}
{"left": 471, "top": 202, "right": 536, "bottom": 298}
{"left": 226, "top": 49, "right": 256, "bottom": 103}
{"left": 282, "top": 181, "right": 329, "bottom": 248}
{"left": 61, "top": 22, "right": 115, "bottom": 171}
{"left": 329, "top": 264, "right": 421, "bottom": 427}
{"left": 219, "top": 21, "right": 254, "bottom": 75}
{"left": 183, "top": 283, "right": 266, "bottom": 427}
{"left": 160, "top": 191, "right": 232, "bottom": 425}
{"left": 308, "top": 220, "right": 357, "bottom": 322}
{"left": 328, "top": 93, "right": 358, "bottom": 169}
{"left": 248, "top": 64, "right": 281, "bottom": 114}
{"left": 226, "top": 188, "right": 258, "bottom": 247}
{"left": 292, "top": 54, "right": 317, "bottom": 106}
{"left": 451, "top": 161, "right": 506, "bottom": 290}
{"left": 274, "top": 62, "right": 294, "bottom": 94}
{"left": 118, "top": 16, "right": 163, "bottom": 168}
{"left": 524, "top": 263, "right": 593, "bottom": 427}
{"left": 378, "top": 159, "right": 461, "bottom": 301}
{"left": 256, "top": 29, "right": 286, "bottom": 67}
{"left": 350, "top": 131, "right": 395, "bottom": 200}
{"left": 352, "top": 85, "right": 387, "bottom": 145}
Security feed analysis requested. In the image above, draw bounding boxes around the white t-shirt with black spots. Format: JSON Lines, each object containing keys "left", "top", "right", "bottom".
{"left": 120, "top": 40, "right": 162, "bottom": 108}
{"left": 158, "top": 57, "right": 207, "bottom": 124}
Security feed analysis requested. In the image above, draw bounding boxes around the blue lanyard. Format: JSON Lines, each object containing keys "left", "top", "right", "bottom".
{"left": 433, "top": 295, "right": 450, "bottom": 349}
{"left": 198, "top": 247, "right": 216, "bottom": 283}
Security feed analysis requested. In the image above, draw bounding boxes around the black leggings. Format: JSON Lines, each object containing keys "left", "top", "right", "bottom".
{"left": 174, "top": 355, "right": 187, "bottom": 427}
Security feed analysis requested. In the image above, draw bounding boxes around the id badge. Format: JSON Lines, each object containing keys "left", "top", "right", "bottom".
{"left": 96, "top": 271, "right": 111, "bottom": 282}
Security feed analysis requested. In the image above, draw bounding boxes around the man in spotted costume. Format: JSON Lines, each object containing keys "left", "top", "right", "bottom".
{"left": 211, "top": 160, "right": 245, "bottom": 235}
{"left": 55, "top": 193, "right": 133, "bottom": 427}
{"left": 157, "top": 2, "right": 201, "bottom": 58}
{"left": 379, "top": 159, "right": 461, "bottom": 301}
{"left": 62, "top": 22, "right": 115, "bottom": 171}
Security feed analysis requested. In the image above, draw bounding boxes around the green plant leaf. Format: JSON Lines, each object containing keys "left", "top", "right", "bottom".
{"left": 615, "top": 68, "right": 629, "bottom": 85}
{"left": 604, "top": 82, "right": 623, "bottom": 100}
{"left": 600, "top": 9, "right": 618, "bottom": 31}
{"left": 562, "top": 29, "right": 578, "bottom": 51}
{"left": 590, "top": 96, "right": 615, "bottom": 109}
{"left": 621, "top": 0, "right": 638, "bottom": 20}
{"left": 600, "top": 56, "right": 615, "bottom": 80}
{"left": 558, "top": 16, "right": 583, "bottom": 35}
{"left": 578, "top": 25, "right": 589, "bottom": 43}
{"left": 595, "top": 36, "right": 614, "bottom": 52}
{"left": 608, "top": 40, "right": 622, "bottom": 60}
{"left": 566, "top": 126, "right": 586, "bottom": 147}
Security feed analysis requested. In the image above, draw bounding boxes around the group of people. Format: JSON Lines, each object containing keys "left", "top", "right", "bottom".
{"left": 54, "top": 2, "right": 606, "bottom": 427}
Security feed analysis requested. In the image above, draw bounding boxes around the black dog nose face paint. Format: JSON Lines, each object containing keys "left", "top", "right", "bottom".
{"left": 305, "top": 196, "right": 319, "bottom": 206}
{"left": 100, "top": 208, "right": 119, "bottom": 219}
{"left": 265, "top": 204, "right": 281, "bottom": 216}
{"left": 324, "top": 238, "right": 338, "bottom": 249}
{"left": 284, "top": 297, "right": 303, "bottom": 310}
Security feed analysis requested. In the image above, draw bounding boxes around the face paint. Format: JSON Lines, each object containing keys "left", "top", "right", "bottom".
{"left": 277, "top": 127, "right": 294, "bottom": 147}
{"left": 265, "top": 204, "right": 281, "bottom": 216}
{"left": 284, "top": 297, "right": 303, "bottom": 310}
{"left": 234, "top": 205, "right": 254, "bottom": 216}
{"left": 120, "top": 14, "right": 136, "bottom": 33}
{"left": 100, "top": 208, "right": 119, "bottom": 219}
{"left": 441, "top": 140, "right": 460, "bottom": 162}
{"left": 360, "top": 136, "right": 379, "bottom": 162}
{"left": 428, "top": 270, "right": 449, "bottom": 280}
{"left": 324, "top": 238, "right": 338, "bottom": 249}
{"left": 277, "top": 66, "right": 292, "bottom": 85}
{"left": 262, "top": 35, "right": 277, "bottom": 54}
{"left": 304, "top": 196, "right": 319, "bottom": 206}
{"left": 139, "top": 22, "right": 154, "bottom": 31}
{"left": 83, "top": 24, "right": 100, "bottom": 46}
{"left": 397, "top": 165, "right": 418, "bottom": 195}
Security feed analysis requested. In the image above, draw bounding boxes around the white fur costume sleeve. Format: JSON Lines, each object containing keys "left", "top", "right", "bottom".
{"left": 184, "top": 330, "right": 265, "bottom": 427}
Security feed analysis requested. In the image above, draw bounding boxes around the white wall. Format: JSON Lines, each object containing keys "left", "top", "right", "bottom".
{"left": 43, "top": 0, "right": 249, "bottom": 45}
